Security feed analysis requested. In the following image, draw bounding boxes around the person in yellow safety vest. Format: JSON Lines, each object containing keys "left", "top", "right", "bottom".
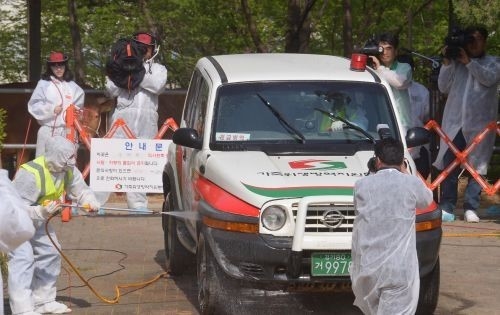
{"left": 7, "top": 136, "right": 100, "bottom": 315}
{"left": 318, "top": 91, "right": 368, "bottom": 132}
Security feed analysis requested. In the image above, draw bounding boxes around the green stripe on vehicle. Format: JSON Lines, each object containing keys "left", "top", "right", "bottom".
{"left": 243, "top": 183, "right": 353, "bottom": 198}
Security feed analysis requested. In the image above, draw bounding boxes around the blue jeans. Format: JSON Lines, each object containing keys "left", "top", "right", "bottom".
{"left": 439, "top": 130, "right": 482, "bottom": 213}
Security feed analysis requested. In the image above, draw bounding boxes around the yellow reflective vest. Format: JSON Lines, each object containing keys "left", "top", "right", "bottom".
{"left": 20, "top": 156, "right": 73, "bottom": 205}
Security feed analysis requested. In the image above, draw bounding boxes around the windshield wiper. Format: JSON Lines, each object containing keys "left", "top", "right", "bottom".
{"left": 256, "top": 93, "right": 306, "bottom": 144}
{"left": 314, "top": 107, "right": 376, "bottom": 144}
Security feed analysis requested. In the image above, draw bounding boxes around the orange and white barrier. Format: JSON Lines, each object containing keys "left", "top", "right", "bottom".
{"left": 424, "top": 120, "right": 499, "bottom": 196}
{"left": 63, "top": 104, "right": 179, "bottom": 221}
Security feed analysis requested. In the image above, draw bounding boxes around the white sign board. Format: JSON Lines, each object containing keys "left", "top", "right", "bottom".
{"left": 90, "top": 138, "right": 171, "bottom": 193}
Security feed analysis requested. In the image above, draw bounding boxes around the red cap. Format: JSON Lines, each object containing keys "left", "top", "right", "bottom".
{"left": 134, "top": 33, "right": 154, "bottom": 46}
{"left": 47, "top": 51, "right": 68, "bottom": 63}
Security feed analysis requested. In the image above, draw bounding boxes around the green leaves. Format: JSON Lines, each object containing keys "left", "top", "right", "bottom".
{"left": 0, "top": 0, "right": 498, "bottom": 88}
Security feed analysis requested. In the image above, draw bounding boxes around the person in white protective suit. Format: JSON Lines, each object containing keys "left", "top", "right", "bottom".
{"left": 96, "top": 31, "right": 167, "bottom": 212}
{"left": 28, "top": 51, "right": 85, "bottom": 157}
{"left": 398, "top": 54, "right": 431, "bottom": 179}
{"left": 7, "top": 136, "right": 100, "bottom": 315}
{"left": 408, "top": 79, "right": 431, "bottom": 178}
{"left": 433, "top": 25, "right": 500, "bottom": 223}
{"left": 369, "top": 32, "right": 413, "bottom": 134}
{"left": 0, "top": 168, "right": 36, "bottom": 315}
{"left": 351, "top": 138, "right": 433, "bottom": 315}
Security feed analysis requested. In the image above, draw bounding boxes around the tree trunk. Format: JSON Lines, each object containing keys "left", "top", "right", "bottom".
{"left": 342, "top": 0, "right": 353, "bottom": 57}
{"left": 67, "top": 0, "right": 85, "bottom": 86}
{"left": 139, "top": 0, "right": 160, "bottom": 38}
{"left": 285, "top": 0, "right": 316, "bottom": 53}
{"left": 241, "top": 0, "right": 267, "bottom": 52}
{"left": 27, "top": 0, "right": 41, "bottom": 82}
{"left": 139, "top": 0, "right": 164, "bottom": 63}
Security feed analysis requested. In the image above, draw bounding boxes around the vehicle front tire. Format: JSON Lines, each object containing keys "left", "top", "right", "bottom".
{"left": 416, "top": 257, "right": 440, "bottom": 315}
{"left": 163, "top": 192, "right": 193, "bottom": 275}
{"left": 197, "top": 233, "right": 223, "bottom": 315}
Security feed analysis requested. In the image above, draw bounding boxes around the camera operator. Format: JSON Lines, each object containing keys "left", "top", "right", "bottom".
{"left": 369, "top": 32, "right": 413, "bottom": 134}
{"left": 434, "top": 25, "right": 500, "bottom": 223}
{"left": 351, "top": 138, "right": 433, "bottom": 315}
{"left": 98, "top": 31, "right": 168, "bottom": 213}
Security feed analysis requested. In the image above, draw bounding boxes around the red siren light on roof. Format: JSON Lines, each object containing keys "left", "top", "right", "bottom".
{"left": 350, "top": 53, "right": 367, "bottom": 71}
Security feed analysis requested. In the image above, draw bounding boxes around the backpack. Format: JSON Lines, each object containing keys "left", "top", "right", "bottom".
{"left": 105, "top": 38, "right": 145, "bottom": 91}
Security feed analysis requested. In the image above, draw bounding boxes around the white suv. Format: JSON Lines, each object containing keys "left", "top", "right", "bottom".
{"left": 162, "top": 53, "right": 441, "bottom": 314}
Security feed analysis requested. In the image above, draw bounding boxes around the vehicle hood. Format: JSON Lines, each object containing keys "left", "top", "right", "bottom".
{"left": 203, "top": 151, "right": 373, "bottom": 208}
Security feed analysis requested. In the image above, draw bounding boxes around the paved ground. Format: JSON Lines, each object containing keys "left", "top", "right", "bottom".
{"left": 2, "top": 194, "right": 500, "bottom": 315}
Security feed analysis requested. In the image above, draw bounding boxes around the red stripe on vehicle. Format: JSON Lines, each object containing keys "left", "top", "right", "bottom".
{"left": 195, "top": 175, "right": 259, "bottom": 217}
{"left": 416, "top": 200, "right": 438, "bottom": 215}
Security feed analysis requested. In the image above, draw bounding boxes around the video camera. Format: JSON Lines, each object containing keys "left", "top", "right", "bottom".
{"left": 367, "top": 156, "right": 378, "bottom": 173}
{"left": 444, "top": 27, "right": 474, "bottom": 60}
{"left": 358, "top": 37, "right": 383, "bottom": 67}
{"left": 360, "top": 37, "right": 383, "bottom": 56}
{"left": 367, "top": 124, "right": 393, "bottom": 173}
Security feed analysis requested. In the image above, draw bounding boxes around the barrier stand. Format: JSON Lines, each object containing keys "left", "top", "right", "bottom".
{"left": 80, "top": 118, "right": 137, "bottom": 179}
{"left": 155, "top": 117, "right": 179, "bottom": 139}
{"left": 79, "top": 117, "right": 179, "bottom": 179}
{"left": 62, "top": 106, "right": 180, "bottom": 207}
{"left": 424, "top": 119, "right": 499, "bottom": 196}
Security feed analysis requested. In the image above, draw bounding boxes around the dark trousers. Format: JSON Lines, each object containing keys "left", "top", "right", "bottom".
{"left": 439, "top": 130, "right": 482, "bottom": 212}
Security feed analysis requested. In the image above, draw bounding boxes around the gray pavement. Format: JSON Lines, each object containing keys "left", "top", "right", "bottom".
{"left": 2, "top": 194, "right": 500, "bottom": 315}
{"left": 3, "top": 195, "right": 200, "bottom": 315}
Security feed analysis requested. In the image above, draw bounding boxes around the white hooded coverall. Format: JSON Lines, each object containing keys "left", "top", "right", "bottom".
{"left": 0, "top": 170, "right": 35, "bottom": 315}
{"left": 7, "top": 136, "right": 99, "bottom": 315}
{"left": 28, "top": 77, "right": 85, "bottom": 157}
{"left": 433, "top": 56, "right": 499, "bottom": 175}
{"left": 351, "top": 168, "right": 433, "bottom": 315}
{"left": 96, "top": 61, "right": 167, "bottom": 209}
{"left": 408, "top": 81, "right": 430, "bottom": 160}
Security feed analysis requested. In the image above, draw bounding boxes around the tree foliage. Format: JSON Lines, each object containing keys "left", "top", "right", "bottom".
{"left": 0, "top": 0, "right": 28, "bottom": 82}
{"left": 0, "top": 0, "right": 498, "bottom": 88}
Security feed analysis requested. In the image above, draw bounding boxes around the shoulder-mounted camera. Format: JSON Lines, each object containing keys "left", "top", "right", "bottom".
{"left": 357, "top": 37, "right": 384, "bottom": 67}
{"left": 444, "top": 27, "right": 474, "bottom": 60}
{"left": 360, "top": 37, "right": 383, "bottom": 56}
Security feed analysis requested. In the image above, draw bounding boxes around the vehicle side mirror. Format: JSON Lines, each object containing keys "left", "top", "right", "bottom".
{"left": 406, "top": 127, "right": 431, "bottom": 148}
{"left": 172, "top": 128, "right": 202, "bottom": 149}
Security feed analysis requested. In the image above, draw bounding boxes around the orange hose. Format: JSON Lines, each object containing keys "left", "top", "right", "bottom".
{"left": 45, "top": 213, "right": 168, "bottom": 304}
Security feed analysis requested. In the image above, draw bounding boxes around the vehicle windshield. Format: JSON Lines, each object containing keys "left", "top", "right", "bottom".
{"left": 211, "top": 81, "right": 398, "bottom": 153}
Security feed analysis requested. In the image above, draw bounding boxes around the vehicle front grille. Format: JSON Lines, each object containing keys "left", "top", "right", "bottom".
{"left": 291, "top": 202, "right": 355, "bottom": 233}
{"left": 239, "top": 262, "right": 265, "bottom": 277}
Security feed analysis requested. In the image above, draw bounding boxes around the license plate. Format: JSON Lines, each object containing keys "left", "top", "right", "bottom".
{"left": 311, "top": 252, "right": 352, "bottom": 276}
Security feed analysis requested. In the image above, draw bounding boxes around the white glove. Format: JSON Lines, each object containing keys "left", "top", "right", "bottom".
{"left": 33, "top": 201, "right": 60, "bottom": 219}
{"left": 330, "top": 120, "right": 345, "bottom": 131}
{"left": 82, "top": 200, "right": 101, "bottom": 212}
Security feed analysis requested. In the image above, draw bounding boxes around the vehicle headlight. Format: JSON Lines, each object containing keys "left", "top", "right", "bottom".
{"left": 261, "top": 206, "right": 287, "bottom": 231}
